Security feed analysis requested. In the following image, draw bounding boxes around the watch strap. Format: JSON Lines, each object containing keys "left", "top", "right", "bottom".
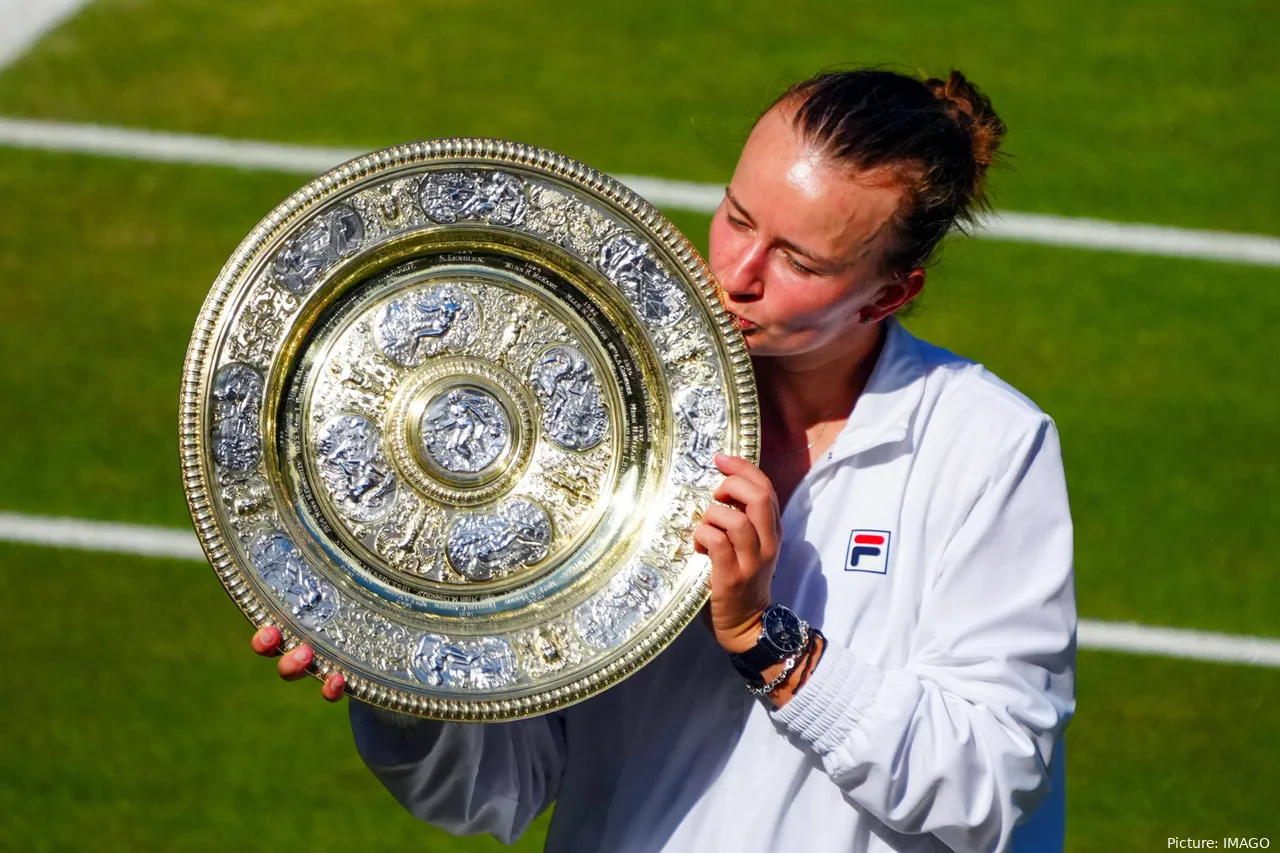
{"left": 728, "top": 607, "right": 810, "bottom": 680}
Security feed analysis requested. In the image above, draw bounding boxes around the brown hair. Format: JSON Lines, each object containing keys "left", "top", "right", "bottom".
{"left": 771, "top": 68, "right": 1007, "bottom": 275}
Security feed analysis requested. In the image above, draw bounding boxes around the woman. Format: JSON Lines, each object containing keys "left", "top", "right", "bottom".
{"left": 254, "top": 68, "right": 1076, "bottom": 853}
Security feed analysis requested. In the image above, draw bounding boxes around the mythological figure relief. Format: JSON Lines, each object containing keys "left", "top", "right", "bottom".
{"left": 413, "top": 634, "right": 517, "bottom": 690}
{"left": 446, "top": 498, "right": 553, "bottom": 581}
{"left": 419, "top": 170, "right": 528, "bottom": 226}
{"left": 530, "top": 345, "right": 608, "bottom": 451}
{"left": 273, "top": 204, "right": 364, "bottom": 294}
{"left": 599, "top": 232, "right": 688, "bottom": 327}
{"left": 315, "top": 414, "right": 398, "bottom": 523}
{"left": 574, "top": 563, "right": 666, "bottom": 650}
{"left": 673, "top": 385, "right": 729, "bottom": 488}
{"left": 375, "top": 284, "right": 480, "bottom": 367}
{"left": 421, "top": 387, "right": 511, "bottom": 475}
{"left": 249, "top": 533, "right": 338, "bottom": 628}
{"left": 211, "top": 364, "right": 265, "bottom": 472}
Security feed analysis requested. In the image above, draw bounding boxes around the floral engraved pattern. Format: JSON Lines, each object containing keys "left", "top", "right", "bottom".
{"left": 325, "top": 607, "right": 413, "bottom": 676}
{"left": 226, "top": 282, "right": 300, "bottom": 368}
{"left": 523, "top": 184, "right": 618, "bottom": 258}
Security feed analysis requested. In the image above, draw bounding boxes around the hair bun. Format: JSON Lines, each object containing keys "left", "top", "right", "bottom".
{"left": 924, "top": 70, "right": 1007, "bottom": 197}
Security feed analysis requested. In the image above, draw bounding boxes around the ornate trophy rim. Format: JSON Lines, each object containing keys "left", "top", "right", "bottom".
{"left": 179, "top": 138, "right": 759, "bottom": 720}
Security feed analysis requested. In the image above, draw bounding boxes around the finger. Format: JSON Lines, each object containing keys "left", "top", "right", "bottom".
{"left": 714, "top": 453, "right": 771, "bottom": 489}
{"left": 277, "top": 644, "right": 314, "bottom": 681}
{"left": 713, "top": 475, "right": 770, "bottom": 511}
{"left": 251, "top": 626, "right": 282, "bottom": 657}
{"left": 712, "top": 476, "right": 780, "bottom": 557}
{"left": 701, "top": 502, "right": 761, "bottom": 565}
{"left": 693, "top": 523, "right": 737, "bottom": 575}
{"left": 321, "top": 672, "right": 346, "bottom": 702}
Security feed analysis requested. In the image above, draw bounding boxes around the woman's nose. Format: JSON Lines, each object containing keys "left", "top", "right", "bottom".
{"left": 719, "top": 241, "right": 766, "bottom": 298}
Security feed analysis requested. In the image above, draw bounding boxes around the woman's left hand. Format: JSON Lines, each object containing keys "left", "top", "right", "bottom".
{"left": 693, "top": 453, "right": 784, "bottom": 654}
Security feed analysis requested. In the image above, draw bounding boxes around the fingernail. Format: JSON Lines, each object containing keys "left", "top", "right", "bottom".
{"left": 293, "top": 647, "right": 311, "bottom": 663}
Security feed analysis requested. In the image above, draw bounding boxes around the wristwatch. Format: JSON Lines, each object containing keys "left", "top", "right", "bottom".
{"left": 728, "top": 603, "right": 808, "bottom": 685}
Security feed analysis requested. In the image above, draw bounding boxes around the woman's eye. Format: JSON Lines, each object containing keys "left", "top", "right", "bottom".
{"left": 726, "top": 215, "right": 749, "bottom": 230}
{"left": 787, "top": 256, "right": 817, "bottom": 275}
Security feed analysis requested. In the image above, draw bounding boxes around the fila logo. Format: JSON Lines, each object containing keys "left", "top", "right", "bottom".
{"left": 846, "top": 529, "right": 891, "bottom": 574}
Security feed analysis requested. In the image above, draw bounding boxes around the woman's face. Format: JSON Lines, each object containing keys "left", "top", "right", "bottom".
{"left": 708, "top": 105, "right": 920, "bottom": 360}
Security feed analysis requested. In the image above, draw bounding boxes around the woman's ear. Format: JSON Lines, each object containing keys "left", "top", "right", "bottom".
{"left": 868, "top": 268, "right": 926, "bottom": 321}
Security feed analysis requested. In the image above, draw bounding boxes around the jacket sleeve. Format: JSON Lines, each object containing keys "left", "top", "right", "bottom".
{"left": 348, "top": 700, "right": 566, "bottom": 844}
{"left": 772, "top": 416, "right": 1077, "bottom": 853}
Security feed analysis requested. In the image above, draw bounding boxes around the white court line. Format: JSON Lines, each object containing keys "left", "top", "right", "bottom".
{"left": 0, "top": 511, "right": 204, "bottom": 562}
{"left": 1, "top": 510, "right": 1278, "bottom": 669}
{"left": 1, "top": 116, "right": 1279, "bottom": 268}
{"left": 0, "top": 0, "right": 96, "bottom": 73}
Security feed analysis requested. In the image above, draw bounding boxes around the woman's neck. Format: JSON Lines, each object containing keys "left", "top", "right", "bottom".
{"left": 755, "top": 323, "right": 886, "bottom": 436}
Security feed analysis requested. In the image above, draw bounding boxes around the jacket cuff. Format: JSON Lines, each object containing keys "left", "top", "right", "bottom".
{"left": 771, "top": 638, "right": 884, "bottom": 754}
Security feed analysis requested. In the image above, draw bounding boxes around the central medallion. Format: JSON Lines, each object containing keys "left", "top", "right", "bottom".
{"left": 420, "top": 385, "right": 511, "bottom": 477}
{"left": 387, "top": 355, "right": 538, "bottom": 509}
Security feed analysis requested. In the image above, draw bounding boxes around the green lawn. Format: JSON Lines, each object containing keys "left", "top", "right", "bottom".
{"left": 1, "top": 543, "right": 1274, "bottom": 851}
{"left": 0, "top": 544, "right": 548, "bottom": 853}
{"left": 0, "top": 0, "right": 1277, "bottom": 850}
{"left": 0, "top": 0, "right": 1278, "bottom": 235}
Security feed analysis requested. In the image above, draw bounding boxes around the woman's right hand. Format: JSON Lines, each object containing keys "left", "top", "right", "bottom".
{"left": 251, "top": 626, "right": 346, "bottom": 702}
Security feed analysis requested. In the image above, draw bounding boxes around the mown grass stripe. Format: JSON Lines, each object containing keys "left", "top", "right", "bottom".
{"left": 3, "top": 510, "right": 1277, "bottom": 668}
{"left": 1, "top": 116, "right": 1278, "bottom": 268}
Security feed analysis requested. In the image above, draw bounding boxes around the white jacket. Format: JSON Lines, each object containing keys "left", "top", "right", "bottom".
{"left": 349, "top": 318, "right": 1077, "bottom": 853}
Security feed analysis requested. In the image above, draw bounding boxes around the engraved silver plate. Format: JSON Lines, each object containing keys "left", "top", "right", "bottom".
{"left": 422, "top": 387, "right": 511, "bottom": 475}
{"left": 181, "top": 139, "right": 758, "bottom": 720}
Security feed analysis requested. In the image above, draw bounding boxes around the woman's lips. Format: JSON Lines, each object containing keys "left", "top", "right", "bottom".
{"left": 728, "top": 312, "right": 757, "bottom": 331}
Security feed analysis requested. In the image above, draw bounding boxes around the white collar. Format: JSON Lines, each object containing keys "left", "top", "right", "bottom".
{"left": 816, "top": 317, "right": 928, "bottom": 468}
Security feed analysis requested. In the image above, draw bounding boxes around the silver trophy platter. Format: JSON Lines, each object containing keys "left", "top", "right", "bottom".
{"left": 180, "top": 139, "right": 758, "bottom": 720}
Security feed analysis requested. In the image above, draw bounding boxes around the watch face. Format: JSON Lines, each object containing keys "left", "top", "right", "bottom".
{"left": 762, "top": 606, "right": 805, "bottom": 655}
